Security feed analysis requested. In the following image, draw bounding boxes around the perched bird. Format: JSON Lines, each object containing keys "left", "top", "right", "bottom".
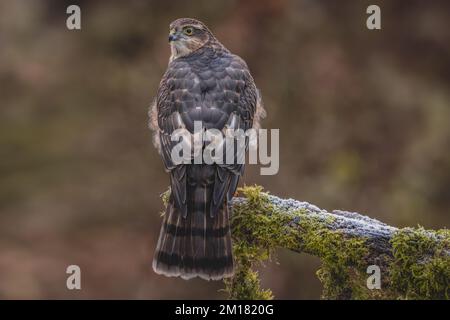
{"left": 149, "top": 18, "right": 265, "bottom": 280}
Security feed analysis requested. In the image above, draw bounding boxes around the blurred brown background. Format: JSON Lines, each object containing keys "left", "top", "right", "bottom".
{"left": 0, "top": 0, "right": 449, "bottom": 299}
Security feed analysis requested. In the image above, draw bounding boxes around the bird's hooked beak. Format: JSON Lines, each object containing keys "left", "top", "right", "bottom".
{"left": 168, "top": 30, "right": 179, "bottom": 43}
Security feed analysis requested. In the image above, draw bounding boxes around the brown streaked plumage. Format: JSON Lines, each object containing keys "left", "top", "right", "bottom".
{"left": 149, "top": 18, "right": 265, "bottom": 280}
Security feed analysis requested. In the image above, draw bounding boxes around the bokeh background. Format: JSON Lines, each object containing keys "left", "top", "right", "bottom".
{"left": 0, "top": 0, "right": 449, "bottom": 299}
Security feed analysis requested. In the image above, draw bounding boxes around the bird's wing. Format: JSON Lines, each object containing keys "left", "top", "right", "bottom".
{"left": 154, "top": 67, "right": 191, "bottom": 216}
{"left": 212, "top": 55, "right": 259, "bottom": 211}
{"left": 152, "top": 53, "right": 261, "bottom": 217}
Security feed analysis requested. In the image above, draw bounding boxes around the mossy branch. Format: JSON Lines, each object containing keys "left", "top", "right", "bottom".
{"left": 224, "top": 186, "right": 450, "bottom": 300}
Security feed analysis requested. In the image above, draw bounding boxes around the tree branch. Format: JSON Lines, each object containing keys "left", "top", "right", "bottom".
{"left": 225, "top": 186, "right": 449, "bottom": 300}
{"left": 232, "top": 194, "right": 400, "bottom": 256}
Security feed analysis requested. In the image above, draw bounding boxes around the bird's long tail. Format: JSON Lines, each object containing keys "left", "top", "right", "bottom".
{"left": 152, "top": 196, "right": 234, "bottom": 280}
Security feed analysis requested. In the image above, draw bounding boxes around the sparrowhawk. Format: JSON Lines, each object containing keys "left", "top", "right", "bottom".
{"left": 149, "top": 18, "right": 265, "bottom": 280}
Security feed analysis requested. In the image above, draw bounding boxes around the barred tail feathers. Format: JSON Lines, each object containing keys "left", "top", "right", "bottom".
{"left": 152, "top": 197, "right": 233, "bottom": 281}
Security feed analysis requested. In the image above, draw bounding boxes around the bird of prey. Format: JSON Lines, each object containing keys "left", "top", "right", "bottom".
{"left": 149, "top": 18, "right": 265, "bottom": 280}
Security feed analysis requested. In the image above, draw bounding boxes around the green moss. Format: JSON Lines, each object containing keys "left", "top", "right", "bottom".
{"left": 160, "top": 185, "right": 449, "bottom": 300}
{"left": 161, "top": 187, "right": 171, "bottom": 207}
{"left": 223, "top": 251, "right": 273, "bottom": 300}
{"left": 293, "top": 210, "right": 370, "bottom": 299}
{"left": 390, "top": 227, "right": 450, "bottom": 299}
{"left": 225, "top": 185, "right": 371, "bottom": 300}
{"left": 224, "top": 185, "right": 294, "bottom": 299}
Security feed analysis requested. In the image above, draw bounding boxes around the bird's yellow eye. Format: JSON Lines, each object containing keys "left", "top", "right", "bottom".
{"left": 183, "top": 27, "right": 194, "bottom": 36}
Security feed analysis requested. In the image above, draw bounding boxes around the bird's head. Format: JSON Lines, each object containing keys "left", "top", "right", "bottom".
{"left": 168, "top": 18, "right": 215, "bottom": 61}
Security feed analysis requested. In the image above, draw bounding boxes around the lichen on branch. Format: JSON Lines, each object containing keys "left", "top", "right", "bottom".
{"left": 159, "top": 185, "right": 449, "bottom": 299}
{"left": 225, "top": 185, "right": 450, "bottom": 300}
{"left": 390, "top": 227, "right": 450, "bottom": 299}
